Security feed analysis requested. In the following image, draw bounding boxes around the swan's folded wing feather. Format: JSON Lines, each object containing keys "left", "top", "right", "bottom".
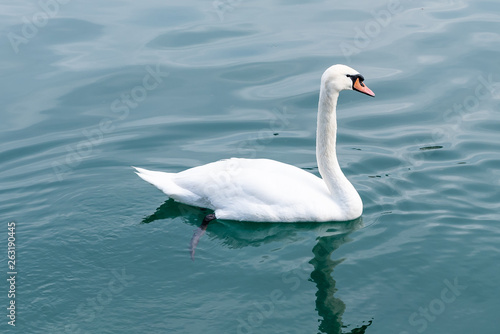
{"left": 170, "top": 158, "right": 341, "bottom": 222}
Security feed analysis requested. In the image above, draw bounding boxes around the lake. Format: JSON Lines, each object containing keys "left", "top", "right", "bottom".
{"left": 1, "top": 0, "right": 499, "bottom": 333}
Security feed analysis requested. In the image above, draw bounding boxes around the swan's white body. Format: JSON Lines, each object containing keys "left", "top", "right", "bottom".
{"left": 135, "top": 64, "right": 374, "bottom": 222}
{"left": 134, "top": 158, "right": 358, "bottom": 222}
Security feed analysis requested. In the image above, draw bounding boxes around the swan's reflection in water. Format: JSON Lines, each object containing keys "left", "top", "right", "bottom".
{"left": 142, "top": 200, "right": 372, "bottom": 333}
{"left": 310, "top": 225, "right": 373, "bottom": 333}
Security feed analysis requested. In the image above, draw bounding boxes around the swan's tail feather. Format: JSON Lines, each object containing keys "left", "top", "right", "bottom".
{"left": 132, "top": 166, "right": 181, "bottom": 199}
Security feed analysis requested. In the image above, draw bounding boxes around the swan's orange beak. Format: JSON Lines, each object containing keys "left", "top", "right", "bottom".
{"left": 353, "top": 78, "right": 375, "bottom": 97}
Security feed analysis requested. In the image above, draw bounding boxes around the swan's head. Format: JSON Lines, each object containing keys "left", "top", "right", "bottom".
{"left": 321, "top": 64, "right": 375, "bottom": 97}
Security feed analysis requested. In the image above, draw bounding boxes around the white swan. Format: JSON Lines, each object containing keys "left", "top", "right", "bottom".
{"left": 134, "top": 64, "right": 374, "bottom": 224}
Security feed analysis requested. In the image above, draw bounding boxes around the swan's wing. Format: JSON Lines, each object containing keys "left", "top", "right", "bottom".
{"left": 170, "top": 158, "right": 340, "bottom": 222}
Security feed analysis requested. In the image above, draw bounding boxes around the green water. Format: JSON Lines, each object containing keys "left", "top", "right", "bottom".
{"left": 1, "top": 0, "right": 499, "bottom": 333}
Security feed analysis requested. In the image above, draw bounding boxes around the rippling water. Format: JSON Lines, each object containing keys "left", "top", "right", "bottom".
{"left": 1, "top": 0, "right": 499, "bottom": 333}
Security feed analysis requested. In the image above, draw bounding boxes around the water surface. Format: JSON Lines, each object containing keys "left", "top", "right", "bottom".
{"left": 1, "top": 0, "right": 499, "bottom": 333}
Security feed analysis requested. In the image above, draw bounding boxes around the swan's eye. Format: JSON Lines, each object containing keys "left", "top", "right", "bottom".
{"left": 346, "top": 74, "right": 366, "bottom": 87}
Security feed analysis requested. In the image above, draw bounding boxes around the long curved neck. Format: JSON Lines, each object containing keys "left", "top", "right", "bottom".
{"left": 316, "top": 86, "right": 358, "bottom": 211}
